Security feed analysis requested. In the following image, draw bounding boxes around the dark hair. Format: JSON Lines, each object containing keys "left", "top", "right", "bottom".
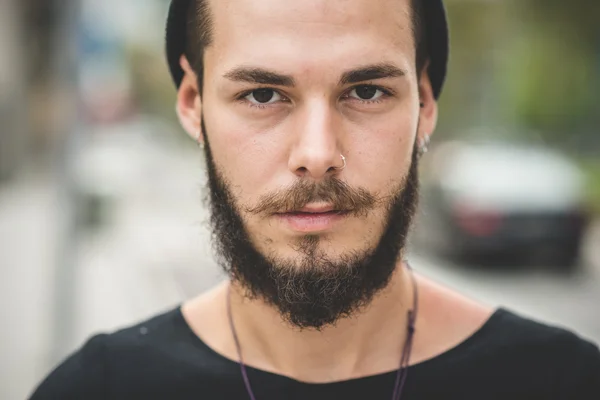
{"left": 185, "top": 0, "right": 428, "bottom": 94}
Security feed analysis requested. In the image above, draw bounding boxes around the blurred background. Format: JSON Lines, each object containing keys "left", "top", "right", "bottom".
{"left": 0, "top": 0, "right": 599, "bottom": 398}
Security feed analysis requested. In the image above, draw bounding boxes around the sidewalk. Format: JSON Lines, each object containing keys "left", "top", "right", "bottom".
{"left": 0, "top": 172, "right": 61, "bottom": 400}
{"left": 70, "top": 145, "right": 223, "bottom": 346}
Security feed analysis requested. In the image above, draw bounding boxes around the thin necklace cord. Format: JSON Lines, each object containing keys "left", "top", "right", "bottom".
{"left": 227, "top": 262, "right": 419, "bottom": 400}
{"left": 391, "top": 262, "right": 418, "bottom": 399}
{"left": 227, "top": 291, "right": 257, "bottom": 400}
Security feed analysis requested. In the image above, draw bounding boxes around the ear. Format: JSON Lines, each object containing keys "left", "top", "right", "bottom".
{"left": 176, "top": 56, "right": 203, "bottom": 144}
{"left": 417, "top": 61, "right": 439, "bottom": 143}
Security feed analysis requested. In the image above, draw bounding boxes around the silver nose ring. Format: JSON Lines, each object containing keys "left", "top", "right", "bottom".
{"left": 335, "top": 154, "right": 346, "bottom": 170}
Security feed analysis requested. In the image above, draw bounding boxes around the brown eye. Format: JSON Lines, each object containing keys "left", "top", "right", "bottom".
{"left": 355, "top": 86, "right": 377, "bottom": 99}
{"left": 245, "top": 89, "right": 281, "bottom": 104}
{"left": 349, "top": 85, "right": 385, "bottom": 101}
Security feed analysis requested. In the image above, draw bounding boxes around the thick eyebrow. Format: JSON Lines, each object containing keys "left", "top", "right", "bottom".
{"left": 339, "top": 63, "right": 406, "bottom": 85}
{"left": 223, "top": 67, "right": 296, "bottom": 87}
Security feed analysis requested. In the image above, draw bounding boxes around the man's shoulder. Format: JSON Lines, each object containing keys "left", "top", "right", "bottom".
{"left": 413, "top": 307, "right": 600, "bottom": 399}
{"left": 95, "top": 305, "right": 213, "bottom": 374}
{"left": 104, "top": 305, "right": 186, "bottom": 347}
{"left": 431, "top": 306, "right": 600, "bottom": 372}
{"left": 487, "top": 308, "right": 598, "bottom": 354}
{"left": 29, "top": 306, "right": 199, "bottom": 399}
{"left": 474, "top": 308, "right": 600, "bottom": 396}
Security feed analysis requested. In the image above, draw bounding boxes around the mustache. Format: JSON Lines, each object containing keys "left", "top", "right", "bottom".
{"left": 244, "top": 178, "right": 381, "bottom": 217}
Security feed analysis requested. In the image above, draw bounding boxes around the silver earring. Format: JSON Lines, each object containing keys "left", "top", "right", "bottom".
{"left": 417, "top": 135, "right": 430, "bottom": 158}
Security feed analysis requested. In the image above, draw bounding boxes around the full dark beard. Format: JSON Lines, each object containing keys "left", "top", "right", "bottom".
{"left": 201, "top": 118, "right": 420, "bottom": 330}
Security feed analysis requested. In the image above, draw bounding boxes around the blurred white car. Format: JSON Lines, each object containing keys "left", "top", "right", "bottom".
{"left": 416, "top": 141, "right": 591, "bottom": 269}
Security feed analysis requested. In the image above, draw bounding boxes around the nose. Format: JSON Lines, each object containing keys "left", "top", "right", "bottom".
{"left": 288, "top": 101, "right": 343, "bottom": 180}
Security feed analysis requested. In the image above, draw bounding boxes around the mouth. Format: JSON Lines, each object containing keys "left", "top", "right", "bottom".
{"left": 275, "top": 205, "right": 350, "bottom": 232}
{"left": 295, "top": 205, "right": 338, "bottom": 213}
{"left": 278, "top": 203, "right": 350, "bottom": 215}
{"left": 283, "top": 210, "right": 348, "bottom": 216}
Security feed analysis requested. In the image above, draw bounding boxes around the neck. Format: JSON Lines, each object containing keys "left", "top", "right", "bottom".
{"left": 227, "top": 261, "right": 415, "bottom": 383}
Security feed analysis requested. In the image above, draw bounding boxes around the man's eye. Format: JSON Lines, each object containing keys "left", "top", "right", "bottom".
{"left": 348, "top": 85, "right": 385, "bottom": 101}
{"left": 245, "top": 89, "right": 282, "bottom": 104}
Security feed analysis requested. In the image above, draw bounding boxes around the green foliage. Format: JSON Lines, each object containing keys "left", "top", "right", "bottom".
{"left": 504, "top": 26, "right": 593, "bottom": 135}
{"left": 441, "top": 0, "right": 600, "bottom": 147}
{"left": 437, "top": 1, "right": 506, "bottom": 135}
{"left": 501, "top": 1, "right": 598, "bottom": 141}
{"left": 127, "top": 45, "right": 178, "bottom": 123}
{"left": 578, "top": 159, "right": 600, "bottom": 216}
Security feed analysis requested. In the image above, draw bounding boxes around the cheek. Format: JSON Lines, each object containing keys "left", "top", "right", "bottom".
{"left": 347, "top": 114, "right": 416, "bottom": 190}
{"left": 203, "top": 106, "right": 287, "bottom": 205}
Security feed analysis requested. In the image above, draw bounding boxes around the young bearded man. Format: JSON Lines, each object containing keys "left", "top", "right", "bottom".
{"left": 30, "top": 0, "right": 600, "bottom": 398}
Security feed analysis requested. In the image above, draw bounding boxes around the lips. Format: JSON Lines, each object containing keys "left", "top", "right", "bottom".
{"left": 285, "top": 210, "right": 346, "bottom": 216}
{"left": 296, "top": 205, "right": 337, "bottom": 213}
{"left": 276, "top": 204, "right": 349, "bottom": 232}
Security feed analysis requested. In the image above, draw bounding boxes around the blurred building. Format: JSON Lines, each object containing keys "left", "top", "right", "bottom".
{"left": 0, "top": 0, "right": 175, "bottom": 183}
{"left": 0, "top": 1, "right": 28, "bottom": 181}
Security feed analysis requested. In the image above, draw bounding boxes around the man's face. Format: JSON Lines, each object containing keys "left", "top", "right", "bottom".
{"left": 181, "top": 0, "right": 437, "bottom": 328}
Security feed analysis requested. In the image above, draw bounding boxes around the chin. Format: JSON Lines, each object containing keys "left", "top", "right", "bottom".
{"left": 269, "top": 237, "right": 377, "bottom": 268}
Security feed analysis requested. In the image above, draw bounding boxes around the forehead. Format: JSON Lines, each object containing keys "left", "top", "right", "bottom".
{"left": 204, "top": 0, "right": 415, "bottom": 78}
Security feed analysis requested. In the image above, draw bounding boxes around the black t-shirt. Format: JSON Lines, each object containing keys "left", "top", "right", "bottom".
{"left": 29, "top": 306, "right": 600, "bottom": 399}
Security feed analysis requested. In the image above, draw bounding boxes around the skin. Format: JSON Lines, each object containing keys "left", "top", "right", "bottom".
{"left": 177, "top": 0, "right": 493, "bottom": 383}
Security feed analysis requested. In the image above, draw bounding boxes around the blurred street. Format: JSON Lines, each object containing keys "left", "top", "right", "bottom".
{"left": 1, "top": 127, "right": 599, "bottom": 399}
{"left": 2, "top": 1, "right": 600, "bottom": 398}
